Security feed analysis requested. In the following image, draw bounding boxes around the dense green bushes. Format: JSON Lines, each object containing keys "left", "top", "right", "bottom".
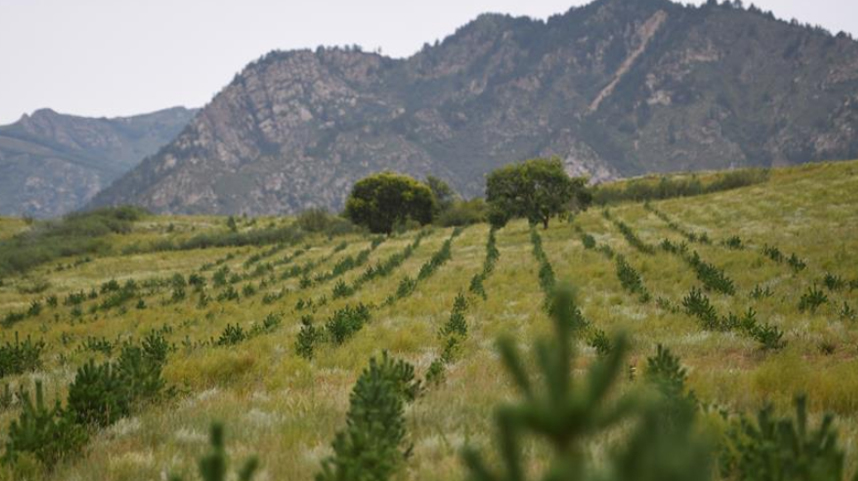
{"left": 2, "top": 381, "right": 88, "bottom": 469}
{"left": 296, "top": 208, "right": 357, "bottom": 236}
{"left": 436, "top": 198, "right": 488, "bottom": 227}
{"left": 721, "top": 396, "right": 854, "bottom": 480}
{"left": 593, "top": 168, "right": 770, "bottom": 205}
{"left": 0, "top": 206, "right": 146, "bottom": 277}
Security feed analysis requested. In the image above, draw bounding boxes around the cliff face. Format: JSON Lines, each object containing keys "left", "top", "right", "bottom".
{"left": 91, "top": 0, "right": 858, "bottom": 215}
{"left": 0, "top": 107, "right": 197, "bottom": 217}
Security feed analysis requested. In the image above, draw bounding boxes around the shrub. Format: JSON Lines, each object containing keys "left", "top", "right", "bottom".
{"left": 749, "top": 284, "right": 774, "bottom": 299}
{"left": 0, "top": 333, "right": 46, "bottom": 378}
{"left": 393, "top": 276, "right": 417, "bottom": 301}
{"left": 787, "top": 253, "right": 807, "bottom": 272}
{"left": 80, "top": 336, "right": 113, "bottom": 356}
{"left": 530, "top": 228, "right": 556, "bottom": 306}
{"left": 326, "top": 304, "right": 372, "bottom": 345}
{"left": 295, "top": 316, "right": 320, "bottom": 360}
{"left": 763, "top": 244, "right": 785, "bottom": 263}
{"left": 749, "top": 322, "right": 786, "bottom": 351}
{"left": 0, "top": 207, "right": 146, "bottom": 277}
{"left": 425, "top": 359, "right": 446, "bottom": 385}
{"left": 798, "top": 285, "right": 828, "bottom": 312}
{"left": 216, "top": 286, "right": 240, "bottom": 302}
{"left": 2, "top": 311, "right": 26, "bottom": 327}
{"left": 436, "top": 198, "right": 487, "bottom": 227}
{"left": 2, "top": 381, "right": 88, "bottom": 468}
{"left": 316, "top": 352, "right": 420, "bottom": 481}
{"left": 682, "top": 288, "right": 720, "bottom": 330}
{"left": 469, "top": 273, "right": 486, "bottom": 300}
{"left": 116, "top": 344, "right": 167, "bottom": 403}
{"left": 589, "top": 329, "right": 613, "bottom": 356}
{"left": 723, "top": 235, "right": 744, "bottom": 250}
{"left": 823, "top": 273, "right": 845, "bottom": 291}
{"left": 332, "top": 280, "right": 355, "bottom": 299}
{"left": 66, "top": 360, "right": 130, "bottom": 427}
{"left": 615, "top": 255, "right": 651, "bottom": 302}
{"left": 439, "top": 293, "right": 468, "bottom": 338}
{"left": 840, "top": 302, "right": 857, "bottom": 322}
{"left": 721, "top": 396, "right": 852, "bottom": 481}
{"left": 592, "top": 168, "right": 768, "bottom": 205}
{"left": 216, "top": 324, "right": 247, "bottom": 346}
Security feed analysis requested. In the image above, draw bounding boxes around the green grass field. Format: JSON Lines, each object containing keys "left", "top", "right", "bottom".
{"left": 1, "top": 160, "right": 857, "bottom": 480}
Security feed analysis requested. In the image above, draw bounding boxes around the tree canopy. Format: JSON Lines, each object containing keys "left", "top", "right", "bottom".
{"left": 345, "top": 172, "right": 435, "bottom": 234}
{"left": 486, "top": 157, "right": 591, "bottom": 229}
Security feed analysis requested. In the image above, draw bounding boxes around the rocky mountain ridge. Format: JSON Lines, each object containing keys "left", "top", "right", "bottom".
{"left": 90, "top": 0, "right": 858, "bottom": 215}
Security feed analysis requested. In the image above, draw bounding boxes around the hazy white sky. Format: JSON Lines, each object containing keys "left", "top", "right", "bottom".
{"left": 1, "top": 0, "right": 856, "bottom": 124}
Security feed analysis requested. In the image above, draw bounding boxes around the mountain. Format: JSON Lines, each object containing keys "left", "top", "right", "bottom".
{"left": 90, "top": 0, "right": 858, "bottom": 215}
{"left": 0, "top": 107, "right": 197, "bottom": 217}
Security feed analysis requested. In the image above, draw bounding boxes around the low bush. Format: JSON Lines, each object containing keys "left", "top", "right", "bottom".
{"left": 592, "top": 168, "right": 769, "bottom": 205}
{"left": 798, "top": 285, "right": 828, "bottom": 312}
{"left": 295, "top": 316, "right": 320, "bottom": 360}
{"left": 615, "top": 255, "right": 651, "bottom": 302}
{"left": 316, "top": 352, "right": 420, "bottom": 481}
{"left": 326, "top": 304, "right": 372, "bottom": 345}
{"left": 0, "top": 333, "right": 46, "bottom": 378}
{"left": 2, "top": 381, "right": 88, "bottom": 469}
{"left": 0, "top": 207, "right": 147, "bottom": 277}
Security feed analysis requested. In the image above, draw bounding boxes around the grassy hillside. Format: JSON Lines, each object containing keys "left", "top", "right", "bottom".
{"left": 1, "top": 160, "right": 857, "bottom": 480}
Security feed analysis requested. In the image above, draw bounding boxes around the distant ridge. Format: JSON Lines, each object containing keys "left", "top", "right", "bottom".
{"left": 0, "top": 107, "right": 197, "bottom": 217}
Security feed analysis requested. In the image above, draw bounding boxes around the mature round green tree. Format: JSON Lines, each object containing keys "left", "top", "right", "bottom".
{"left": 345, "top": 172, "right": 435, "bottom": 234}
{"left": 486, "top": 157, "right": 590, "bottom": 229}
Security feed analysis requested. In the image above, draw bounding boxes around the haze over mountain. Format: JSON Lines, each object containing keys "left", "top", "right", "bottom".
{"left": 90, "top": 0, "right": 858, "bottom": 215}
{"left": 0, "top": 107, "right": 197, "bottom": 218}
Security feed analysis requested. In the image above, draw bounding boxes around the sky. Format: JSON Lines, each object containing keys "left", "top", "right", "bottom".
{"left": 1, "top": 0, "right": 857, "bottom": 124}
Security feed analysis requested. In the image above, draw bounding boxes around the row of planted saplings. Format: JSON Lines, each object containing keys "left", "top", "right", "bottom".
{"left": 220, "top": 284, "right": 856, "bottom": 481}
{"left": 426, "top": 226, "right": 503, "bottom": 384}
{"left": 601, "top": 211, "right": 737, "bottom": 296}
{"left": 530, "top": 227, "right": 619, "bottom": 356}
{"left": 579, "top": 227, "right": 652, "bottom": 304}
{"left": 638, "top": 207, "right": 858, "bottom": 319}
{"left": 295, "top": 228, "right": 466, "bottom": 357}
